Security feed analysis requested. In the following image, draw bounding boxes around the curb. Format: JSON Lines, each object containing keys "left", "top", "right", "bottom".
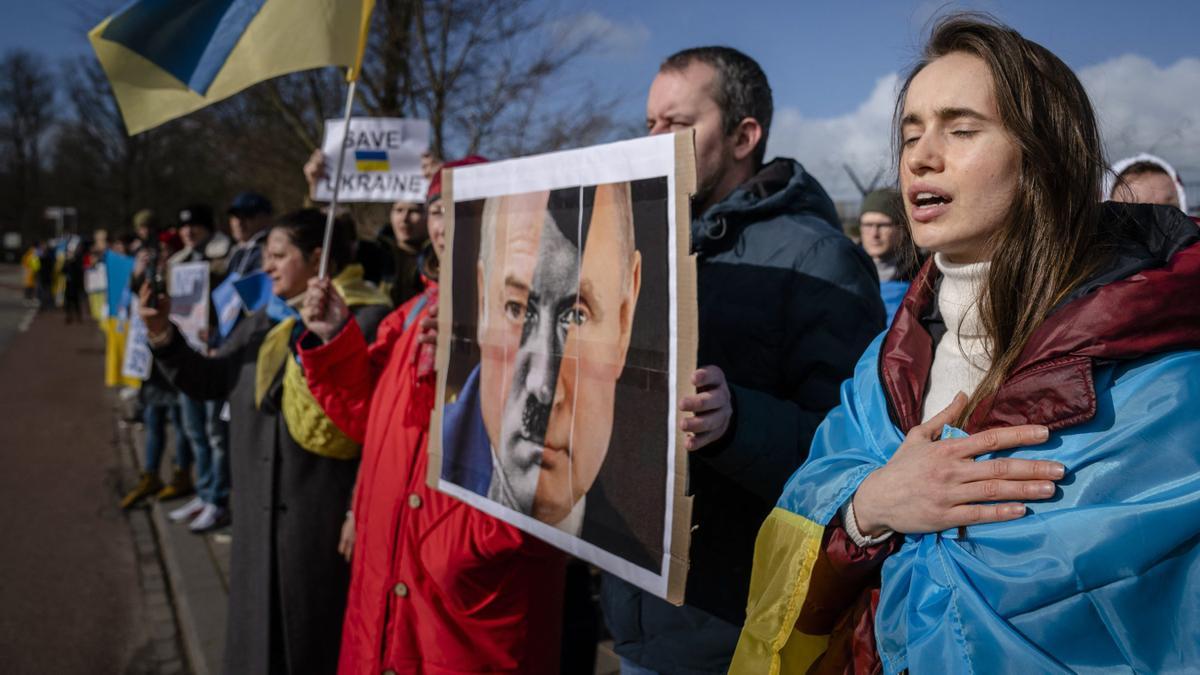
{"left": 149, "top": 502, "right": 227, "bottom": 675}
{"left": 111, "top": 397, "right": 189, "bottom": 674}
{"left": 116, "top": 402, "right": 227, "bottom": 675}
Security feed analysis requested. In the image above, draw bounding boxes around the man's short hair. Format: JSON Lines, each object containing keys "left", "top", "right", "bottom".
{"left": 479, "top": 184, "right": 638, "bottom": 310}
{"left": 660, "top": 46, "right": 773, "bottom": 167}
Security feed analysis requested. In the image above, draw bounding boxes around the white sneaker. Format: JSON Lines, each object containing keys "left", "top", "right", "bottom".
{"left": 168, "top": 497, "right": 206, "bottom": 523}
{"left": 189, "top": 503, "right": 230, "bottom": 533}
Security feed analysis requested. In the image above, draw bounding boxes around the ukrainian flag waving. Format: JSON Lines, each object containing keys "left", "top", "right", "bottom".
{"left": 90, "top": 0, "right": 374, "bottom": 135}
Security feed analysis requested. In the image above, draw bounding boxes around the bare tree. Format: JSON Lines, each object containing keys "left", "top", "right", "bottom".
{"left": 359, "top": 0, "right": 421, "bottom": 118}
{"left": 48, "top": 56, "right": 232, "bottom": 233}
{"left": 0, "top": 50, "right": 56, "bottom": 239}
{"left": 49, "top": 0, "right": 633, "bottom": 234}
{"left": 408, "top": 0, "right": 598, "bottom": 158}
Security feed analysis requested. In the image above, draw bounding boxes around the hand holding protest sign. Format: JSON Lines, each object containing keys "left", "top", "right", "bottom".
{"left": 168, "top": 261, "right": 210, "bottom": 351}
{"left": 679, "top": 366, "right": 733, "bottom": 451}
{"left": 138, "top": 280, "right": 171, "bottom": 338}
{"left": 300, "top": 276, "right": 349, "bottom": 343}
{"left": 417, "top": 303, "right": 437, "bottom": 346}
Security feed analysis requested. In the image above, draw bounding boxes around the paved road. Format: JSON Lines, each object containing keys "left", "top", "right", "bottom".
{"left": 0, "top": 266, "right": 166, "bottom": 674}
{"left": 0, "top": 264, "right": 37, "bottom": 354}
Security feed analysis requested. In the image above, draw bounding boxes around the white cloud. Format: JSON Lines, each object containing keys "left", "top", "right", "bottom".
{"left": 1080, "top": 54, "right": 1200, "bottom": 183}
{"left": 767, "top": 74, "right": 901, "bottom": 202}
{"left": 551, "top": 12, "right": 650, "bottom": 59}
{"left": 767, "top": 55, "right": 1200, "bottom": 205}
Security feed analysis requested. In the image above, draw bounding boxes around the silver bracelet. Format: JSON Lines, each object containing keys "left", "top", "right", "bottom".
{"left": 842, "top": 499, "right": 894, "bottom": 548}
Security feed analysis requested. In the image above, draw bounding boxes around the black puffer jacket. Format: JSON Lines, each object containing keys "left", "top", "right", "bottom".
{"left": 602, "top": 159, "right": 885, "bottom": 674}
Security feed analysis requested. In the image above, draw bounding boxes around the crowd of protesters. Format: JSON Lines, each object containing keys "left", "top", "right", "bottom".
{"left": 19, "top": 234, "right": 100, "bottom": 317}
{"left": 67, "top": 12, "right": 1200, "bottom": 675}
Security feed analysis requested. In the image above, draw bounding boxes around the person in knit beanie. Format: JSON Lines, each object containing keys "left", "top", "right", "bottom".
{"left": 860, "top": 188, "right": 921, "bottom": 322}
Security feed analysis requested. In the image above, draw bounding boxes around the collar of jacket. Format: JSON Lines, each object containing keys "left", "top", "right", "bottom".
{"left": 689, "top": 158, "right": 840, "bottom": 255}
{"left": 881, "top": 202, "right": 1200, "bottom": 433}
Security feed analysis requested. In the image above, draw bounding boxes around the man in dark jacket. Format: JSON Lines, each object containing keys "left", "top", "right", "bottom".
{"left": 170, "top": 192, "right": 275, "bottom": 532}
{"left": 601, "top": 46, "right": 885, "bottom": 674}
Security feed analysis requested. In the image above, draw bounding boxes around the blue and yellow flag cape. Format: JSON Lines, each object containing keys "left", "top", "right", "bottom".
{"left": 731, "top": 333, "right": 1200, "bottom": 674}
{"left": 89, "top": 0, "right": 375, "bottom": 135}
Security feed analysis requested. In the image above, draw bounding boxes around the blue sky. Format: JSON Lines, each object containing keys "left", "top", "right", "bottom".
{"left": 560, "top": 0, "right": 1200, "bottom": 117}
{"left": 557, "top": 0, "right": 1200, "bottom": 201}
{"left": 4, "top": 0, "right": 1199, "bottom": 203}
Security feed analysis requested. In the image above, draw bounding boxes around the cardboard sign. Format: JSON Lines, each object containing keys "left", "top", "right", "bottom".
{"left": 169, "top": 261, "right": 210, "bottom": 351}
{"left": 314, "top": 117, "right": 430, "bottom": 203}
{"left": 85, "top": 264, "right": 108, "bottom": 294}
{"left": 428, "top": 132, "right": 698, "bottom": 603}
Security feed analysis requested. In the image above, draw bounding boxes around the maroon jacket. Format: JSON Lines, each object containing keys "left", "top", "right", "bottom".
{"left": 806, "top": 203, "right": 1200, "bottom": 673}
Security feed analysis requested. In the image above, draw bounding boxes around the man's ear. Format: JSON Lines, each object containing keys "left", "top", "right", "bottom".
{"left": 617, "top": 250, "right": 642, "bottom": 367}
{"left": 308, "top": 247, "right": 324, "bottom": 271}
{"left": 731, "top": 117, "right": 764, "bottom": 163}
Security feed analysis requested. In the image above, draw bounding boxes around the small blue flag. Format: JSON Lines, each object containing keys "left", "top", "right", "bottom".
{"left": 104, "top": 250, "right": 135, "bottom": 319}
{"left": 212, "top": 271, "right": 244, "bottom": 338}
{"left": 232, "top": 270, "right": 272, "bottom": 312}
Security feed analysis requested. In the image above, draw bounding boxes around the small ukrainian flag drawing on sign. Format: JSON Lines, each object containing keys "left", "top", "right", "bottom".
{"left": 355, "top": 149, "right": 389, "bottom": 172}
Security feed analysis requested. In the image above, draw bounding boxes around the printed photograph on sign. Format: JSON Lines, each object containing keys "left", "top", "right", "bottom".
{"left": 315, "top": 117, "right": 430, "bottom": 203}
{"left": 122, "top": 296, "right": 153, "bottom": 381}
{"left": 169, "top": 261, "right": 210, "bottom": 351}
{"left": 429, "top": 133, "right": 696, "bottom": 602}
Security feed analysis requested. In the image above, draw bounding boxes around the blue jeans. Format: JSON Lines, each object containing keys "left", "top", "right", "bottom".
{"left": 619, "top": 658, "right": 660, "bottom": 675}
{"left": 204, "top": 400, "right": 231, "bottom": 507}
{"left": 144, "top": 404, "right": 191, "bottom": 473}
{"left": 177, "top": 392, "right": 211, "bottom": 490}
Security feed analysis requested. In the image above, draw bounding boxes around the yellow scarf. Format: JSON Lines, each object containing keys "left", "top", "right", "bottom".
{"left": 254, "top": 264, "right": 389, "bottom": 460}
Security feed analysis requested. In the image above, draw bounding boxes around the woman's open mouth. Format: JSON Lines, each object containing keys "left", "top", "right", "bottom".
{"left": 908, "top": 186, "right": 953, "bottom": 223}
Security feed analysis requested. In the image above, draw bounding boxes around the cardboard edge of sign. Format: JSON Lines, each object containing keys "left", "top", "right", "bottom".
{"left": 426, "top": 130, "right": 699, "bottom": 607}
{"left": 667, "top": 129, "right": 699, "bottom": 607}
{"left": 427, "top": 165, "right": 456, "bottom": 492}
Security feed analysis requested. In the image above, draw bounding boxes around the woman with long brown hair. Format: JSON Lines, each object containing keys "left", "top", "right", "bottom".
{"left": 731, "top": 14, "right": 1200, "bottom": 674}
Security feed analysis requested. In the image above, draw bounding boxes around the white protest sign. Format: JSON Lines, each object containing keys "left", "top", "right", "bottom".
{"left": 315, "top": 117, "right": 430, "bottom": 203}
{"left": 85, "top": 264, "right": 107, "bottom": 294}
{"left": 169, "top": 261, "right": 210, "bottom": 352}
{"left": 122, "top": 297, "right": 153, "bottom": 381}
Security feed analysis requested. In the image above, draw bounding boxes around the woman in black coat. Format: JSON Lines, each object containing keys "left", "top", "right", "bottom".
{"left": 140, "top": 210, "right": 391, "bottom": 675}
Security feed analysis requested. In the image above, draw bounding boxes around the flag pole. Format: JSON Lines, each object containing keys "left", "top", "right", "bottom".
{"left": 318, "top": 0, "right": 374, "bottom": 278}
{"left": 318, "top": 76, "right": 357, "bottom": 279}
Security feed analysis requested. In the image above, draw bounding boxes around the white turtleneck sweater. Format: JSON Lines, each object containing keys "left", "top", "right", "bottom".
{"left": 844, "top": 252, "right": 993, "bottom": 547}
{"left": 921, "top": 253, "right": 993, "bottom": 422}
{"left": 842, "top": 254, "right": 994, "bottom": 548}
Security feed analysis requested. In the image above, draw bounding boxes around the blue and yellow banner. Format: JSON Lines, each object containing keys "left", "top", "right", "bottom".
{"left": 89, "top": 0, "right": 374, "bottom": 135}
{"left": 731, "top": 334, "right": 1200, "bottom": 674}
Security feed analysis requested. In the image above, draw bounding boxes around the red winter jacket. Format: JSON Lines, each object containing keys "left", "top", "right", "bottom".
{"left": 300, "top": 285, "right": 566, "bottom": 675}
